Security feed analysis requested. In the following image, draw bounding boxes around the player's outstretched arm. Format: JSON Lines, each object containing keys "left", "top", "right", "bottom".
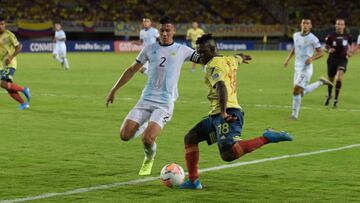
{"left": 235, "top": 53, "right": 252, "bottom": 64}
{"left": 106, "top": 62, "right": 143, "bottom": 107}
{"left": 283, "top": 48, "right": 294, "bottom": 68}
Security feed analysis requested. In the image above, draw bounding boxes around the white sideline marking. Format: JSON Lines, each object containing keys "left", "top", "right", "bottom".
{"left": 1, "top": 144, "right": 360, "bottom": 203}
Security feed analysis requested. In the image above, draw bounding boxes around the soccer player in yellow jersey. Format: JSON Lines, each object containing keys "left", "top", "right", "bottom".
{"left": 186, "top": 22, "right": 204, "bottom": 72}
{"left": 180, "top": 34, "right": 293, "bottom": 189}
{"left": 0, "top": 17, "right": 31, "bottom": 109}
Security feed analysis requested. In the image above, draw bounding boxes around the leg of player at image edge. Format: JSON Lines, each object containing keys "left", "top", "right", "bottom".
{"left": 2, "top": 81, "right": 31, "bottom": 110}
{"left": 179, "top": 129, "right": 293, "bottom": 189}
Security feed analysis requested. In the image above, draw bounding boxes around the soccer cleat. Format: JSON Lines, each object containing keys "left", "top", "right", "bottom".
{"left": 23, "top": 87, "right": 31, "bottom": 102}
{"left": 324, "top": 96, "right": 332, "bottom": 106}
{"left": 138, "top": 158, "right": 154, "bottom": 176}
{"left": 263, "top": 128, "right": 293, "bottom": 143}
{"left": 19, "top": 103, "right": 30, "bottom": 110}
{"left": 333, "top": 100, "right": 338, "bottom": 108}
{"left": 179, "top": 179, "right": 203, "bottom": 190}
{"left": 319, "top": 77, "right": 333, "bottom": 87}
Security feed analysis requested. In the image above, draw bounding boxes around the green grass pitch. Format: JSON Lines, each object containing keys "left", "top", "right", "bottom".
{"left": 0, "top": 51, "right": 359, "bottom": 202}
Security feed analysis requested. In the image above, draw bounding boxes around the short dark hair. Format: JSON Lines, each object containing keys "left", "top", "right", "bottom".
{"left": 196, "top": 33, "right": 213, "bottom": 45}
{"left": 159, "top": 16, "right": 173, "bottom": 25}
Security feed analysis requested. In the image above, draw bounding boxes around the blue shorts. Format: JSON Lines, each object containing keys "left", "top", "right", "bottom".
{"left": 0, "top": 67, "right": 16, "bottom": 82}
{"left": 191, "top": 108, "right": 244, "bottom": 146}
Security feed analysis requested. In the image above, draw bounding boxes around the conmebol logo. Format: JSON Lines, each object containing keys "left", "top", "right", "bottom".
{"left": 30, "top": 43, "right": 54, "bottom": 52}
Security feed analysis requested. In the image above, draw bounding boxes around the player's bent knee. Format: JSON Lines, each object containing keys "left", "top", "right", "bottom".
{"left": 218, "top": 142, "right": 236, "bottom": 162}
{"left": 119, "top": 129, "right": 134, "bottom": 142}
{"left": 0, "top": 81, "right": 8, "bottom": 89}
{"left": 184, "top": 131, "right": 198, "bottom": 144}
{"left": 293, "top": 86, "right": 303, "bottom": 96}
{"left": 220, "top": 151, "right": 235, "bottom": 162}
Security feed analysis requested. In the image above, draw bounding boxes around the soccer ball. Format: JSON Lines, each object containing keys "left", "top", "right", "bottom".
{"left": 160, "top": 163, "right": 185, "bottom": 187}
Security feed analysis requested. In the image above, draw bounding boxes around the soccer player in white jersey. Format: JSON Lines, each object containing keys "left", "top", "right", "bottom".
{"left": 106, "top": 17, "right": 200, "bottom": 176}
{"left": 283, "top": 19, "right": 332, "bottom": 120}
{"left": 52, "top": 23, "right": 69, "bottom": 70}
{"left": 135, "top": 18, "right": 159, "bottom": 74}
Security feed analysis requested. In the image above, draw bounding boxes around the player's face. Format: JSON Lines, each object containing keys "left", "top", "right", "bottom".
{"left": 143, "top": 19, "right": 151, "bottom": 28}
{"left": 197, "top": 42, "right": 215, "bottom": 64}
{"left": 192, "top": 22, "right": 198, "bottom": 29}
{"left": 55, "top": 24, "right": 61, "bottom": 31}
{"left": 335, "top": 20, "right": 345, "bottom": 33}
{"left": 0, "top": 21, "right": 6, "bottom": 33}
{"left": 159, "top": 23, "right": 175, "bottom": 45}
{"left": 300, "top": 20, "right": 312, "bottom": 33}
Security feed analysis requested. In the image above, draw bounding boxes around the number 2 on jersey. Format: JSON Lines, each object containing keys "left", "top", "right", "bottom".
{"left": 159, "top": 57, "right": 166, "bottom": 67}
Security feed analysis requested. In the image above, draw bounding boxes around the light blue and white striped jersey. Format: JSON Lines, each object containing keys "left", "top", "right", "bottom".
{"left": 293, "top": 32, "right": 321, "bottom": 69}
{"left": 55, "top": 30, "right": 66, "bottom": 45}
{"left": 139, "top": 27, "right": 159, "bottom": 46}
{"left": 136, "top": 42, "right": 199, "bottom": 106}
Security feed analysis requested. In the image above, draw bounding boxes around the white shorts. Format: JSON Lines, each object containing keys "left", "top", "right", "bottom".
{"left": 293, "top": 65, "right": 313, "bottom": 88}
{"left": 53, "top": 43, "right": 67, "bottom": 57}
{"left": 124, "top": 99, "right": 173, "bottom": 128}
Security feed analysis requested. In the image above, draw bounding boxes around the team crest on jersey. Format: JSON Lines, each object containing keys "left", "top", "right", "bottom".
{"left": 171, "top": 52, "right": 176, "bottom": 57}
{"left": 212, "top": 73, "right": 220, "bottom": 80}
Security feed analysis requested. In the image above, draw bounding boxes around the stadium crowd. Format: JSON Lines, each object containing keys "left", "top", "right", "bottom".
{"left": 1, "top": 0, "right": 360, "bottom": 27}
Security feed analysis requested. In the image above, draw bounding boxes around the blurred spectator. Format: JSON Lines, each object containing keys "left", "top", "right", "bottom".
{"left": 1, "top": 0, "right": 359, "bottom": 27}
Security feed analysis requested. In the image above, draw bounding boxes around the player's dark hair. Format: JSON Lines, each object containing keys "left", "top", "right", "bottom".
{"left": 159, "top": 16, "right": 173, "bottom": 24}
{"left": 301, "top": 18, "right": 312, "bottom": 22}
{"left": 196, "top": 33, "right": 213, "bottom": 45}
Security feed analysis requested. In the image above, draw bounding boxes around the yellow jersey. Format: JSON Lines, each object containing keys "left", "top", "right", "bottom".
{"left": 186, "top": 28, "right": 205, "bottom": 48}
{"left": 205, "top": 55, "right": 242, "bottom": 115}
{"left": 0, "top": 30, "right": 20, "bottom": 69}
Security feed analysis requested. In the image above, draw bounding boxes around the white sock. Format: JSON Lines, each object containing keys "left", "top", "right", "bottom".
{"left": 54, "top": 55, "right": 62, "bottom": 63}
{"left": 63, "top": 58, "right": 70, "bottom": 68}
{"left": 292, "top": 95, "right": 302, "bottom": 118}
{"left": 134, "top": 122, "right": 148, "bottom": 138}
{"left": 304, "top": 81, "right": 322, "bottom": 95}
{"left": 144, "top": 142, "right": 156, "bottom": 160}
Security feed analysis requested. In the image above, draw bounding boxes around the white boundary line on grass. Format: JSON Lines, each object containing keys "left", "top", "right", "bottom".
{"left": 1, "top": 144, "right": 360, "bottom": 203}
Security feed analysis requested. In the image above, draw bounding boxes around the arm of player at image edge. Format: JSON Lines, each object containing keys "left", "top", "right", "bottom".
{"left": 305, "top": 47, "right": 323, "bottom": 65}
{"left": 106, "top": 61, "right": 144, "bottom": 107}
{"left": 283, "top": 47, "right": 294, "bottom": 68}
